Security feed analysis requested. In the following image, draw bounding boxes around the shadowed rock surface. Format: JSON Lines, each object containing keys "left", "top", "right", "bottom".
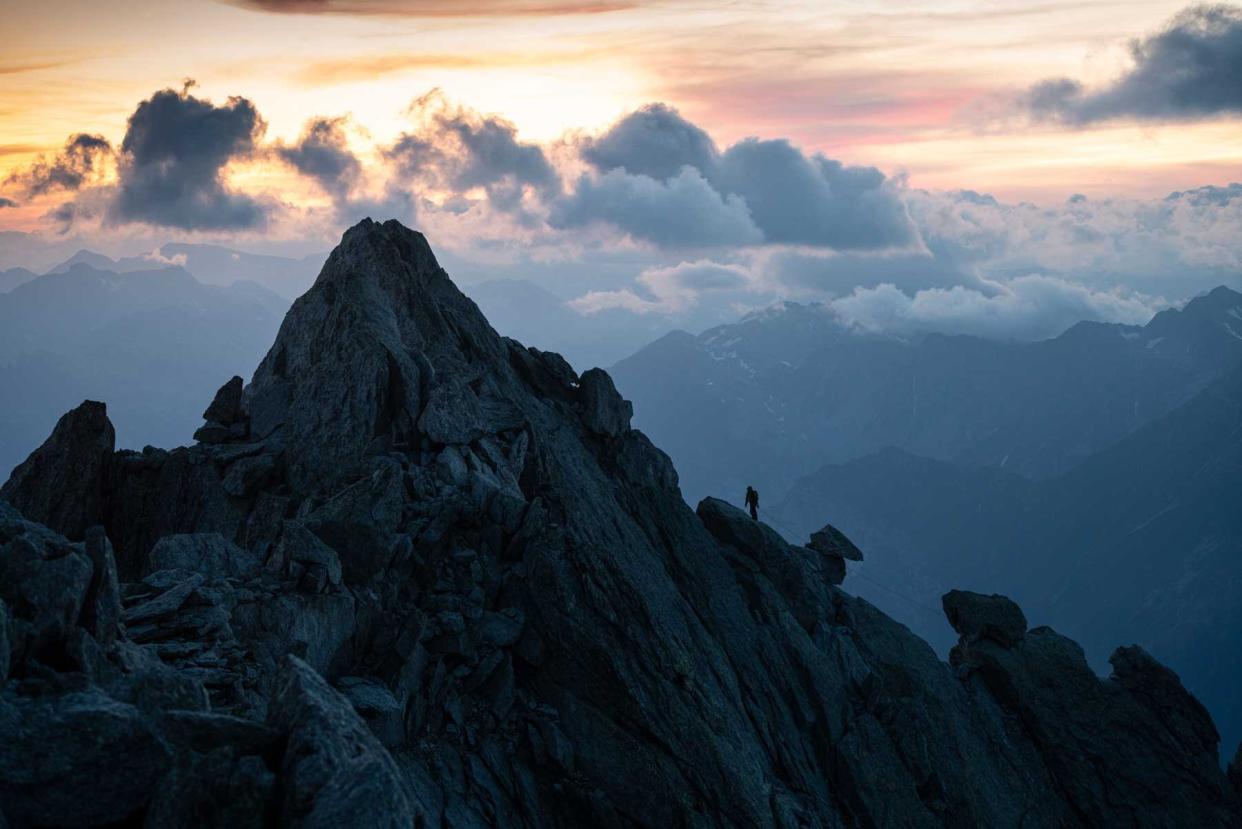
{"left": 1, "top": 219, "right": 1238, "bottom": 827}
{"left": 1, "top": 400, "right": 115, "bottom": 540}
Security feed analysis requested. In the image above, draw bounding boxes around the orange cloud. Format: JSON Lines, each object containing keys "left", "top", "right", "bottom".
{"left": 225, "top": 0, "right": 640, "bottom": 16}
{"left": 295, "top": 48, "right": 613, "bottom": 84}
{"left": 0, "top": 58, "right": 77, "bottom": 75}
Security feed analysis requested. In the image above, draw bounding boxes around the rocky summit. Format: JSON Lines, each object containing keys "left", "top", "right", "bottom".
{"left": 1, "top": 218, "right": 1239, "bottom": 827}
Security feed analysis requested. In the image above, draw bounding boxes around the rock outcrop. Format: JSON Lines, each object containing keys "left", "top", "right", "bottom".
{"left": 807, "top": 522, "right": 864, "bottom": 561}
{"left": 0, "top": 400, "right": 114, "bottom": 539}
{"left": 943, "top": 588, "right": 1028, "bottom": 650}
{"left": 1, "top": 219, "right": 1238, "bottom": 828}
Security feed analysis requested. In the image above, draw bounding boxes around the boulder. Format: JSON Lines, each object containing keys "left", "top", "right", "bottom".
{"left": 336, "top": 676, "right": 404, "bottom": 747}
{"left": 270, "top": 522, "right": 343, "bottom": 587}
{"left": 477, "top": 608, "right": 525, "bottom": 648}
{"left": 418, "top": 378, "right": 485, "bottom": 445}
{"left": 122, "top": 572, "right": 205, "bottom": 624}
{"left": 144, "top": 751, "right": 274, "bottom": 829}
{"left": 159, "top": 710, "right": 279, "bottom": 755}
{"left": 80, "top": 527, "right": 122, "bottom": 645}
{"left": 203, "top": 375, "right": 245, "bottom": 426}
{"left": 193, "top": 422, "right": 233, "bottom": 445}
{"left": 942, "top": 589, "right": 1028, "bottom": 648}
{"left": 577, "top": 368, "right": 632, "bottom": 438}
{"left": 221, "top": 455, "right": 275, "bottom": 498}
{"left": 148, "top": 534, "right": 259, "bottom": 581}
{"left": 0, "top": 689, "right": 169, "bottom": 827}
{"left": 0, "top": 400, "right": 114, "bottom": 540}
{"left": 807, "top": 523, "right": 864, "bottom": 561}
{"left": 0, "top": 532, "right": 93, "bottom": 662}
{"left": 269, "top": 657, "right": 414, "bottom": 827}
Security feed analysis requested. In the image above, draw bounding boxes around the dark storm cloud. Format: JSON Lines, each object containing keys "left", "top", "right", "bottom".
{"left": 278, "top": 116, "right": 418, "bottom": 224}
{"left": 564, "top": 104, "right": 918, "bottom": 250}
{"left": 388, "top": 96, "right": 558, "bottom": 215}
{"left": 276, "top": 116, "right": 361, "bottom": 201}
{"left": 549, "top": 167, "right": 762, "bottom": 247}
{"left": 1025, "top": 4, "right": 1242, "bottom": 123}
{"left": 580, "top": 103, "right": 719, "bottom": 181}
{"left": 0, "top": 197, "right": 17, "bottom": 208}
{"left": 437, "top": 111, "right": 558, "bottom": 197}
{"left": 712, "top": 139, "right": 918, "bottom": 249}
{"left": 4, "top": 133, "right": 113, "bottom": 196}
{"left": 109, "top": 85, "right": 269, "bottom": 230}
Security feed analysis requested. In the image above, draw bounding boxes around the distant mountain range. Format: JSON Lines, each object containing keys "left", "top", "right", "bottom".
{"left": 42, "top": 244, "right": 326, "bottom": 300}
{"left": 611, "top": 287, "right": 1242, "bottom": 506}
{"left": 775, "top": 360, "right": 1242, "bottom": 756}
{"left": 0, "top": 266, "right": 37, "bottom": 294}
{"left": 0, "top": 263, "right": 288, "bottom": 478}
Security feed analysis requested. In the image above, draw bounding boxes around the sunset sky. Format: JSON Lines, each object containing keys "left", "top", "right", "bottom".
{"left": 2, "top": 0, "right": 1240, "bottom": 337}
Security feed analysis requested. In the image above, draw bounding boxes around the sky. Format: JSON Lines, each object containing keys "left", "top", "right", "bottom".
{"left": 2, "top": 0, "right": 1241, "bottom": 340}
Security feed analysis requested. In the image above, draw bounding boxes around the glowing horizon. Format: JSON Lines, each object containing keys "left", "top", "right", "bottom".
{"left": 3, "top": 0, "right": 1238, "bottom": 226}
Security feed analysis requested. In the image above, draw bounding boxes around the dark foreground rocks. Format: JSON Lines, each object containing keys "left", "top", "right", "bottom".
{"left": 1, "top": 219, "right": 1238, "bottom": 827}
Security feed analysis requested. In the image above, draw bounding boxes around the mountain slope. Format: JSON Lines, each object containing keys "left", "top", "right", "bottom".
{"left": 1, "top": 219, "right": 1238, "bottom": 826}
{"left": 612, "top": 288, "right": 1242, "bottom": 505}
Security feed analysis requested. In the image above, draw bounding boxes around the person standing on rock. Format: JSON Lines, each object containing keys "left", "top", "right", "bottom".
{"left": 745, "top": 486, "right": 759, "bottom": 520}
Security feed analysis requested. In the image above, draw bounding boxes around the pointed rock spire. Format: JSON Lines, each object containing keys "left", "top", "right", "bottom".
{"left": 0, "top": 400, "right": 114, "bottom": 539}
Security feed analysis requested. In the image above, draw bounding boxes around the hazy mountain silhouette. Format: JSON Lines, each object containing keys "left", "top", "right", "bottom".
{"left": 0, "top": 266, "right": 37, "bottom": 294}
{"left": 44, "top": 249, "right": 162, "bottom": 275}
{"left": 775, "top": 360, "right": 1242, "bottom": 755}
{"left": 612, "top": 287, "right": 1242, "bottom": 506}
{"left": 0, "top": 263, "right": 287, "bottom": 479}
{"left": 42, "top": 244, "right": 325, "bottom": 299}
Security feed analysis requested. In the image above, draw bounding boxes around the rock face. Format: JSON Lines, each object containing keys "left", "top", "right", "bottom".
{"left": 1, "top": 219, "right": 1238, "bottom": 827}
{"left": 0, "top": 400, "right": 114, "bottom": 539}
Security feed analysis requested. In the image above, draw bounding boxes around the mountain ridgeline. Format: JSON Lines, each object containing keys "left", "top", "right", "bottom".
{"left": 1, "top": 220, "right": 1239, "bottom": 827}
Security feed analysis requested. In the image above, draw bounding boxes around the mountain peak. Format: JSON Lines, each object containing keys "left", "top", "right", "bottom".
{"left": 1197, "top": 284, "right": 1242, "bottom": 309}
{"left": 45, "top": 248, "right": 117, "bottom": 274}
{"left": 328, "top": 218, "right": 441, "bottom": 279}
{"left": 1141, "top": 284, "right": 1242, "bottom": 359}
{"left": 245, "top": 219, "right": 510, "bottom": 492}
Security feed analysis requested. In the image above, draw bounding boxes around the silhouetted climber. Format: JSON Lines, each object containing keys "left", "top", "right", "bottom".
{"left": 745, "top": 485, "right": 759, "bottom": 520}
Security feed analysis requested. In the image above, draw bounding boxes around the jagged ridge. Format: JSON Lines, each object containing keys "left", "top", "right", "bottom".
{"left": 1, "top": 219, "right": 1239, "bottom": 827}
